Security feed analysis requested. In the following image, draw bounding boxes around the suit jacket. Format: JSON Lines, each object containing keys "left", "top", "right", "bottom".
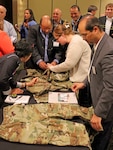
{"left": 71, "top": 15, "right": 82, "bottom": 31}
{"left": 99, "top": 16, "right": 113, "bottom": 38}
{"left": 27, "top": 24, "right": 64, "bottom": 65}
{"left": 51, "top": 19, "right": 64, "bottom": 31}
{"left": 90, "top": 33, "right": 113, "bottom": 122}
{"left": 0, "top": 53, "right": 20, "bottom": 92}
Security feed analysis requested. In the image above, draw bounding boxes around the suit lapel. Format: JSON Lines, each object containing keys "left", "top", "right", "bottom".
{"left": 110, "top": 20, "right": 113, "bottom": 37}
{"left": 93, "top": 34, "right": 108, "bottom": 64}
{"left": 103, "top": 16, "right": 106, "bottom": 24}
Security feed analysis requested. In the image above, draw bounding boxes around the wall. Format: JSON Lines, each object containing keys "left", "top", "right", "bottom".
{"left": 12, "top": 0, "right": 113, "bottom": 26}
{"left": 12, "top": 0, "right": 28, "bottom": 25}
{"left": 12, "top": 0, "right": 28, "bottom": 39}
{"left": 27, "top": 0, "right": 113, "bottom": 23}
{"left": 76, "top": 0, "right": 101, "bottom": 17}
{"left": 101, "top": 0, "right": 113, "bottom": 15}
{"left": 28, "top": 0, "right": 77, "bottom": 23}
{"left": 28, "top": 0, "right": 52, "bottom": 23}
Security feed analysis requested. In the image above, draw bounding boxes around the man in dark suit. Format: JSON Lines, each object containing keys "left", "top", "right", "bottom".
{"left": 51, "top": 8, "right": 64, "bottom": 31}
{"left": 70, "top": 5, "right": 82, "bottom": 32}
{"left": 71, "top": 16, "right": 113, "bottom": 150}
{"left": 27, "top": 15, "right": 65, "bottom": 70}
{"left": 99, "top": 3, "right": 113, "bottom": 38}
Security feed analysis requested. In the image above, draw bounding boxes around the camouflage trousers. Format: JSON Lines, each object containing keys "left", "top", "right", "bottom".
{"left": 0, "top": 103, "right": 94, "bottom": 149}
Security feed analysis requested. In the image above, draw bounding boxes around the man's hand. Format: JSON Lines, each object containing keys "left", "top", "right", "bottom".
{"left": 39, "top": 61, "right": 47, "bottom": 70}
{"left": 71, "top": 82, "right": 85, "bottom": 92}
{"left": 90, "top": 114, "right": 103, "bottom": 131}
{"left": 11, "top": 88, "right": 24, "bottom": 95}
{"left": 26, "top": 77, "right": 38, "bottom": 87}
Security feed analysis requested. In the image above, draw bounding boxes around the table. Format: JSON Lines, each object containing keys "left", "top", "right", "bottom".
{"left": 0, "top": 69, "right": 90, "bottom": 150}
{"left": 0, "top": 93, "right": 89, "bottom": 150}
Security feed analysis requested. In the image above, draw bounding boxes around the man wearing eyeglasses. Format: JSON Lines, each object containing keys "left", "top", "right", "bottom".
{"left": 72, "top": 16, "right": 113, "bottom": 150}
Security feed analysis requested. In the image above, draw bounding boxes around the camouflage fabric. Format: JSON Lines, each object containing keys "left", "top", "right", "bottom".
{"left": 21, "top": 69, "right": 73, "bottom": 103}
{"left": 42, "top": 69, "right": 69, "bottom": 82}
{"left": 21, "top": 69, "right": 69, "bottom": 82}
{"left": 0, "top": 103, "right": 93, "bottom": 149}
{"left": 0, "top": 68, "right": 96, "bottom": 149}
{"left": 34, "top": 93, "right": 48, "bottom": 103}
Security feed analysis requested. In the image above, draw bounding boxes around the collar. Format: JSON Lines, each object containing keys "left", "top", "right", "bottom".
{"left": 53, "top": 19, "right": 62, "bottom": 24}
{"left": 94, "top": 33, "right": 105, "bottom": 51}
{"left": 40, "top": 28, "right": 49, "bottom": 38}
{"left": 106, "top": 16, "right": 113, "bottom": 20}
{"left": 71, "top": 16, "right": 81, "bottom": 25}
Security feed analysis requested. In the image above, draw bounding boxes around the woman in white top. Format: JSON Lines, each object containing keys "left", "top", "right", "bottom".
{"left": 47, "top": 22, "right": 91, "bottom": 82}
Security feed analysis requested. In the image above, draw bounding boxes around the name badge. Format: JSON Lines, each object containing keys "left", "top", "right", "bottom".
{"left": 53, "top": 41, "right": 59, "bottom": 47}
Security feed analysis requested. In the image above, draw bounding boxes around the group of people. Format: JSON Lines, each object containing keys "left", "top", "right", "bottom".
{"left": 0, "top": 2, "right": 113, "bottom": 150}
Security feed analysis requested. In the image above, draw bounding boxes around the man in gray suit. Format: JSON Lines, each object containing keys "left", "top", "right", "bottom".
{"left": 71, "top": 16, "right": 113, "bottom": 150}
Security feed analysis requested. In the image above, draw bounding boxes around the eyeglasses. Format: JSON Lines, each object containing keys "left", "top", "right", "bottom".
{"left": 79, "top": 31, "right": 92, "bottom": 38}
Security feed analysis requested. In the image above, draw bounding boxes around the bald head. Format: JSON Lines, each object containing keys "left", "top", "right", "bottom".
{"left": 78, "top": 16, "right": 102, "bottom": 32}
{"left": 0, "top": 5, "right": 7, "bottom": 12}
{"left": 52, "top": 8, "right": 62, "bottom": 23}
{"left": 78, "top": 16, "right": 103, "bottom": 44}
{"left": 40, "top": 15, "right": 50, "bottom": 23}
{"left": 0, "top": 5, "right": 7, "bottom": 20}
{"left": 41, "top": 15, "right": 50, "bottom": 20}
{"left": 40, "top": 15, "right": 52, "bottom": 34}
{"left": 54, "top": 8, "right": 62, "bottom": 14}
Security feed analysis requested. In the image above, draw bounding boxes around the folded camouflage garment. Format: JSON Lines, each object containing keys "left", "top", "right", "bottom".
{"left": 21, "top": 69, "right": 73, "bottom": 103}
{"left": 0, "top": 103, "right": 94, "bottom": 149}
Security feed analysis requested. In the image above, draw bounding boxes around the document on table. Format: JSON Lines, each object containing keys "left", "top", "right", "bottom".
{"left": 48, "top": 92, "right": 78, "bottom": 104}
{"left": 5, "top": 95, "right": 30, "bottom": 104}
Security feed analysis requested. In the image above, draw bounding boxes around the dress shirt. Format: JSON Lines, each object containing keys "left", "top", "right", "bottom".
{"left": 88, "top": 34, "right": 104, "bottom": 82}
{"left": 4, "top": 20, "right": 17, "bottom": 43}
{"left": 40, "top": 29, "right": 49, "bottom": 62}
{"left": 105, "top": 17, "right": 113, "bottom": 35}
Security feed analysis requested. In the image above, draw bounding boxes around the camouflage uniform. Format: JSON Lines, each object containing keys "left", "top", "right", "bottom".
{"left": 21, "top": 69, "right": 73, "bottom": 103}
{"left": 0, "top": 69, "right": 96, "bottom": 149}
{"left": 0, "top": 103, "right": 94, "bottom": 149}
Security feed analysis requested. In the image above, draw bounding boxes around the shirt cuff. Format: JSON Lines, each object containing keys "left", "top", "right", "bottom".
{"left": 3, "top": 88, "right": 12, "bottom": 95}
{"left": 53, "top": 59, "right": 59, "bottom": 64}
{"left": 36, "top": 59, "right": 43, "bottom": 65}
{"left": 17, "top": 82, "right": 23, "bottom": 88}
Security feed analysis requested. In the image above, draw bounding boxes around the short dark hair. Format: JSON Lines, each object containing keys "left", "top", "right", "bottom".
{"left": 105, "top": 3, "right": 113, "bottom": 10}
{"left": 70, "top": 5, "right": 80, "bottom": 12}
{"left": 87, "top": 5, "right": 98, "bottom": 12}
{"left": 14, "top": 39, "right": 33, "bottom": 57}
{"left": 85, "top": 17, "right": 102, "bottom": 32}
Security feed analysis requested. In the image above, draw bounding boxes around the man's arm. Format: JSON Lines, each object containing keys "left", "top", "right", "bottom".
{"left": 27, "top": 25, "right": 43, "bottom": 64}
